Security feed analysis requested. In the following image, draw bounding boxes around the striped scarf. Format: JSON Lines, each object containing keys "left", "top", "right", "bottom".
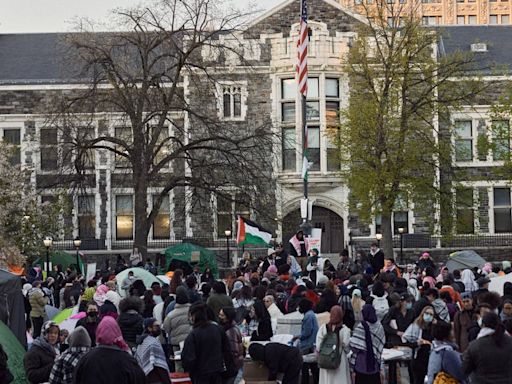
{"left": 135, "top": 335, "right": 169, "bottom": 376}
{"left": 349, "top": 321, "right": 385, "bottom": 364}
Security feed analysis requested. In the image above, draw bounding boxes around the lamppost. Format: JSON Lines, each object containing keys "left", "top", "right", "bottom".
{"left": 73, "top": 237, "right": 82, "bottom": 275}
{"left": 43, "top": 236, "right": 53, "bottom": 276}
{"left": 398, "top": 227, "right": 405, "bottom": 266}
{"left": 375, "top": 233, "right": 382, "bottom": 248}
{"left": 224, "top": 229, "right": 232, "bottom": 266}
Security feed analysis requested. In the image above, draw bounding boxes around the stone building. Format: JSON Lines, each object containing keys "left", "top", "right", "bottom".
{"left": 1, "top": 0, "right": 512, "bottom": 261}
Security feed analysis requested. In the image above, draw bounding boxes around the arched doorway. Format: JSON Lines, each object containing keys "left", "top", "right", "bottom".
{"left": 283, "top": 207, "right": 344, "bottom": 254}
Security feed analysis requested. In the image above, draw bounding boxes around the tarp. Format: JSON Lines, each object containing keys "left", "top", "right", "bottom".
{"left": 115, "top": 267, "right": 164, "bottom": 298}
{"left": 445, "top": 250, "right": 486, "bottom": 272}
{"left": 161, "top": 243, "right": 219, "bottom": 278}
{"left": 0, "top": 320, "right": 27, "bottom": 383}
{"left": 0, "top": 269, "right": 27, "bottom": 347}
{"left": 32, "top": 250, "right": 85, "bottom": 273}
{"left": 489, "top": 273, "right": 512, "bottom": 296}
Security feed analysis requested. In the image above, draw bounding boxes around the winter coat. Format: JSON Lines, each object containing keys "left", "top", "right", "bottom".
{"left": 453, "top": 309, "right": 474, "bottom": 352}
{"left": 23, "top": 343, "right": 56, "bottom": 384}
{"left": 250, "top": 317, "right": 273, "bottom": 341}
{"left": 182, "top": 322, "right": 226, "bottom": 379}
{"left": 74, "top": 345, "right": 145, "bottom": 384}
{"left": 117, "top": 311, "right": 144, "bottom": 348}
{"left": 163, "top": 303, "right": 191, "bottom": 346}
{"left": 225, "top": 322, "right": 244, "bottom": 370}
{"left": 426, "top": 341, "right": 466, "bottom": 384}
{"left": 382, "top": 306, "right": 415, "bottom": 347}
{"left": 28, "top": 289, "right": 48, "bottom": 318}
{"left": 368, "top": 249, "right": 385, "bottom": 273}
{"left": 462, "top": 333, "right": 512, "bottom": 384}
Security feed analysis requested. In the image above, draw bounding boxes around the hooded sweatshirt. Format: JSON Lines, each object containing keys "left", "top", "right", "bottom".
{"left": 426, "top": 340, "right": 466, "bottom": 384}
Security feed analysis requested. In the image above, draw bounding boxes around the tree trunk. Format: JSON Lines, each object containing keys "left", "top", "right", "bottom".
{"left": 381, "top": 210, "right": 394, "bottom": 262}
{"left": 133, "top": 168, "right": 150, "bottom": 257}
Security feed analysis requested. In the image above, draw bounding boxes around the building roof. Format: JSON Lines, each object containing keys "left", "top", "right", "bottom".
{"left": 437, "top": 25, "right": 512, "bottom": 74}
{"left": 0, "top": 33, "right": 84, "bottom": 85}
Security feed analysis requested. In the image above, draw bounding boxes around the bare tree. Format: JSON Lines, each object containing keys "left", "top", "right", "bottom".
{"left": 49, "top": 0, "right": 274, "bottom": 255}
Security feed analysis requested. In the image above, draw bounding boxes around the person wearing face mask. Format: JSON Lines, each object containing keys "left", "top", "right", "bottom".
{"left": 76, "top": 302, "right": 100, "bottom": 346}
{"left": 382, "top": 293, "right": 416, "bottom": 383}
{"left": 24, "top": 321, "right": 60, "bottom": 384}
{"left": 467, "top": 303, "right": 492, "bottom": 342}
{"left": 402, "top": 306, "right": 436, "bottom": 384}
{"left": 135, "top": 318, "right": 171, "bottom": 384}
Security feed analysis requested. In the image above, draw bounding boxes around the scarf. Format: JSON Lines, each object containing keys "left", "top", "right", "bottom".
{"left": 383, "top": 264, "right": 396, "bottom": 273}
{"left": 135, "top": 334, "right": 169, "bottom": 375}
{"left": 350, "top": 314, "right": 385, "bottom": 371}
{"left": 96, "top": 316, "right": 129, "bottom": 352}
{"left": 289, "top": 235, "right": 309, "bottom": 257}
{"left": 288, "top": 255, "right": 302, "bottom": 274}
{"left": 461, "top": 269, "right": 478, "bottom": 292}
{"left": 94, "top": 285, "right": 109, "bottom": 306}
{"left": 477, "top": 327, "right": 495, "bottom": 339}
{"left": 32, "top": 336, "right": 58, "bottom": 356}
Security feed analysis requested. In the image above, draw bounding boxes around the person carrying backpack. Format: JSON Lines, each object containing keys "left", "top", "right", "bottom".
{"left": 316, "top": 305, "right": 351, "bottom": 384}
{"left": 369, "top": 281, "right": 390, "bottom": 322}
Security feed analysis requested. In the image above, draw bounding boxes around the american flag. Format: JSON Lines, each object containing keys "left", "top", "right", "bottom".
{"left": 297, "top": 0, "right": 308, "bottom": 97}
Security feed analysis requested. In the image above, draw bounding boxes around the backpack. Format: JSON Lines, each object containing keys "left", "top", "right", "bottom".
{"left": 317, "top": 326, "right": 342, "bottom": 370}
{"left": 433, "top": 350, "right": 460, "bottom": 384}
{"left": 372, "top": 296, "right": 389, "bottom": 321}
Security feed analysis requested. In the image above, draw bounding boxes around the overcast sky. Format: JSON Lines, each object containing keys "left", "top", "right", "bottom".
{"left": 0, "top": 0, "right": 284, "bottom": 33}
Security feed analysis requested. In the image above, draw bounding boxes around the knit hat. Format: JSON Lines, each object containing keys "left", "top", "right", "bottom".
{"left": 267, "top": 265, "right": 278, "bottom": 275}
{"left": 461, "top": 292, "right": 472, "bottom": 299}
{"left": 176, "top": 286, "right": 189, "bottom": 304}
{"left": 69, "top": 326, "right": 92, "bottom": 348}
{"left": 143, "top": 317, "right": 157, "bottom": 330}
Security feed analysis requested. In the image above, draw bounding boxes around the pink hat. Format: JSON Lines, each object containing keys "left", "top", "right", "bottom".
{"left": 421, "top": 252, "right": 430, "bottom": 258}
{"left": 268, "top": 265, "right": 278, "bottom": 275}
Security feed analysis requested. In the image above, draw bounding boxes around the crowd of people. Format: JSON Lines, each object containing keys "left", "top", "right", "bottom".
{"left": 2, "top": 233, "right": 512, "bottom": 383}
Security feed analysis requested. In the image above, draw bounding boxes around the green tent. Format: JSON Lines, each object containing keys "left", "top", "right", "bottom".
{"left": 162, "top": 243, "right": 219, "bottom": 278}
{"left": 0, "top": 320, "right": 27, "bottom": 383}
{"left": 33, "top": 250, "right": 85, "bottom": 273}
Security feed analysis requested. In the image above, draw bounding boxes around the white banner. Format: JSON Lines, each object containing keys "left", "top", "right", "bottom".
{"left": 86, "top": 263, "right": 96, "bottom": 283}
{"left": 307, "top": 228, "right": 322, "bottom": 253}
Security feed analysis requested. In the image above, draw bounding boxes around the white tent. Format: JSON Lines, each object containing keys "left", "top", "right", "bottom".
{"left": 489, "top": 273, "right": 512, "bottom": 296}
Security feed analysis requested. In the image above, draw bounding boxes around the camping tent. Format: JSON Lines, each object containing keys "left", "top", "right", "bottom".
{"left": 445, "top": 250, "right": 486, "bottom": 272}
{"left": 0, "top": 269, "right": 27, "bottom": 347}
{"left": 115, "top": 267, "right": 165, "bottom": 298}
{"left": 0, "top": 320, "right": 27, "bottom": 383}
{"left": 161, "top": 243, "right": 219, "bottom": 278}
{"left": 32, "top": 250, "right": 85, "bottom": 273}
{"left": 489, "top": 273, "right": 512, "bottom": 296}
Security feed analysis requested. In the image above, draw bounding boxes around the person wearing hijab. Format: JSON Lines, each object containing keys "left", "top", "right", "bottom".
{"left": 93, "top": 284, "right": 109, "bottom": 307}
{"left": 24, "top": 321, "right": 60, "bottom": 384}
{"left": 248, "top": 343, "right": 303, "bottom": 384}
{"left": 49, "top": 326, "right": 91, "bottom": 384}
{"left": 316, "top": 305, "right": 351, "bottom": 384}
{"left": 74, "top": 317, "right": 145, "bottom": 384}
{"left": 461, "top": 269, "right": 478, "bottom": 293}
{"left": 349, "top": 304, "right": 385, "bottom": 384}
{"left": 135, "top": 318, "right": 170, "bottom": 384}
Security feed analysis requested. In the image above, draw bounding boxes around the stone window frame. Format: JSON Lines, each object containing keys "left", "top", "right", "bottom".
{"left": 372, "top": 197, "right": 414, "bottom": 236}
{"left": 455, "top": 187, "right": 476, "bottom": 234}
{"left": 492, "top": 187, "right": 512, "bottom": 233}
{"left": 211, "top": 189, "right": 252, "bottom": 241}
{"left": 151, "top": 193, "right": 172, "bottom": 240}
{"left": 215, "top": 81, "right": 248, "bottom": 122}
{"left": 0, "top": 123, "right": 23, "bottom": 166}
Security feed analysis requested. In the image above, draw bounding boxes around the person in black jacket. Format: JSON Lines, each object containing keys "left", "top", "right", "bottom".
{"left": 117, "top": 296, "right": 144, "bottom": 350}
{"left": 249, "top": 300, "right": 273, "bottom": 341}
{"left": 23, "top": 321, "right": 59, "bottom": 384}
{"left": 249, "top": 343, "right": 303, "bottom": 384}
{"left": 181, "top": 303, "right": 228, "bottom": 384}
{"left": 368, "top": 243, "right": 384, "bottom": 274}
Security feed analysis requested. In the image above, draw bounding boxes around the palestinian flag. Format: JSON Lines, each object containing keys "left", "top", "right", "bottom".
{"left": 237, "top": 216, "right": 272, "bottom": 246}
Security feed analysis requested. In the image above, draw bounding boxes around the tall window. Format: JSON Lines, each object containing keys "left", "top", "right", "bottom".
{"left": 456, "top": 188, "right": 474, "bottom": 234}
{"left": 492, "top": 120, "right": 510, "bottom": 161}
{"left": 151, "top": 126, "right": 169, "bottom": 166}
{"left": 281, "top": 78, "right": 296, "bottom": 171}
{"left": 153, "top": 195, "right": 170, "bottom": 239}
{"left": 221, "top": 85, "right": 244, "bottom": 120}
{"left": 502, "top": 15, "right": 510, "bottom": 24}
{"left": 375, "top": 212, "right": 409, "bottom": 234}
{"left": 454, "top": 120, "right": 473, "bottom": 161}
{"left": 115, "top": 127, "right": 131, "bottom": 168}
{"left": 326, "top": 78, "right": 341, "bottom": 171}
{"left": 468, "top": 15, "right": 477, "bottom": 24}
{"left": 3, "top": 128, "right": 21, "bottom": 165}
{"left": 490, "top": 15, "right": 498, "bottom": 24}
{"left": 306, "top": 78, "right": 320, "bottom": 171}
{"left": 216, "top": 192, "right": 250, "bottom": 236}
{"left": 40, "top": 127, "right": 58, "bottom": 170}
{"left": 116, "top": 195, "right": 133, "bottom": 240}
{"left": 457, "top": 16, "right": 465, "bottom": 24}
{"left": 78, "top": 195, "right": 96, "bottom": 239}
{"left": 78, "top": 127, "right": 96, "bottom": 169}
{"left": 494, "top": 188, "right": 512, "bottom": 233}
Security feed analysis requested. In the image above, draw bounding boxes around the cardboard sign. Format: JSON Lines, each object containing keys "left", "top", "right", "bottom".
{"left": 307, "top": 228, "right": 322, "bottom": 252}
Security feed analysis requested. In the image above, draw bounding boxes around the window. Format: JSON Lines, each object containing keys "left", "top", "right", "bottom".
{"left": 494, "top": 188, "right": 512, "bottom": 233}
{"left": 40, "top": 127, "right": 58, "bottom": 170}
{"left": 355, "top": 0, "right": 362, "bottom": 4}
{"left": 326, "top": 78, "right": 341, "bottom": 172}
{"left": 492, "top": 120, "right": 510, "bottom": 161}
{"left": 502, "top": 15, "right": 510, "bottom": 24}
{"left": 454, "top": 120, "right": 473, "bottom": 161}
{"left": 306, "top": 78, "right": 320, "bottom": 122}
{"left": 282, "top": 128, "right": 296, "bottom": 171}
{"left": 490, "top": 15, "right": 498, "bottom": 24}
{"left": 457, "top": 16, "right": 465, "bottom": 24}
{"left": 77, "top": 127, "right": 95, "bottom": 169}
{"left": 215, "top": 192, "right": 250, "bottom": 236}
{"left": 222, "top": 85, "right": 242, "bottom": 119}
{"left": 468, "top": 15, "right": 477, "bottom": 24}
{"left": 116, "top": 195, "right": 133, "bottom": 240}
{"left": 308, "top": 127, "right": 320, "bottom": 171}
{"left": 115, "top": 127, "right": 131, "bottom": 168}
{"left": 78, "top": 195, "right": 96, "bottom": 239}
{"left": 153, "top": 195, "right": 170, "bottom": 239}
{"left": 151, "top": 126, "right": 169, "bottom": 166}
{"left": 375, "top": 212, "right": 409, "bottom": 234}
{"left": 3, "top": 128, "right": 21, "bottom": 165}
{"left": 456, "top": 188, "right": 474, "bottom": 234}
{"left": 327, "top": 129, "right": 340, "bottom": 171}
{"left": 387, "top": 17, "right": 395, "bottom": 28}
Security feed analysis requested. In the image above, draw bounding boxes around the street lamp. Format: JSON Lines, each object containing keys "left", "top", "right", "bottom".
{"left": 43, "top": 236, "right": 53, "bottom": 276}
{"left": 73, "top": 237, "right": 82, "bottom": 275}
{"left": 224, "top": 229, "right": 232, "bottom": 266}
{"left": 398, "top": 227, "right": 405, "bottom": 266}
{"left": 375, "top": 233, "right": 382, "bottom": 248}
